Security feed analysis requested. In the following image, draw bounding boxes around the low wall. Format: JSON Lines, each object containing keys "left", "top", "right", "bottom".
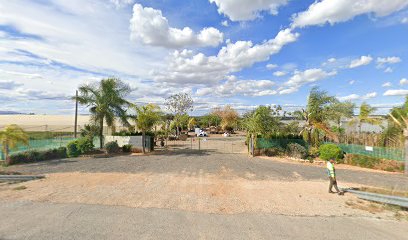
{"left": 104, "top": 136, "right": 153, "bottom": 152}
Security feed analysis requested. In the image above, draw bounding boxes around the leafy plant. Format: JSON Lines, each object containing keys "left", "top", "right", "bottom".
{"left": 134, "top": 104, "right": 162, "bottom": 154}
{"left": 67, "top": 140, "right": 81, "bottom": 157}
{"left": 7, "top": 147, "right": 67, "bottom": 165}
{"left": 105, "top": 141, "right": 120, "bottom": 154}
{"left": 287, "top": 143, "right": 308, "bottom": 159}
{"left": 0, "top": 124, "right": 29, "bottom": 163}
{"left": 122, "top": 144, "right": 132, "bottom": 153}
{"left": 76, "top": 137, "right": 94, "bottom": 154}
{"left": 319, "top": 143, "right": 344, "bottom": 161}
{"left": 74, "top": 78, "right": 132, "bottom": 148}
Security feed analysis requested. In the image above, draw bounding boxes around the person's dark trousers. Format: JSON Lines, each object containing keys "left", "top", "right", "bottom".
{"left": 329, "top": 177, "right": 340, "bottom": 193}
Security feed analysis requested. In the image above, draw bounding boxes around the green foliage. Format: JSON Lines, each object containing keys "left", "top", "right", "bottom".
{"left": 319, "top": 143, "right": 344, "bottom": 161}
{"left": 263, "top": 147, "right": 286, "bottom": 157}
{"left": 67, "top": 140, "right": 81, "bottom": 157}
{"left": 7, "top": 147, "right": 67, "bottom": 165}
{"left": 345, "top": 154, "right": 405, "bottom": 172}
{"left": 287, "top": 143, "right": 308, "bottom": 159}
{"left": 113, "top": 130, "right": 155, "bottom": 137}
{"left": 243, "top": 105, "right": 282, "bottom": 137}
{"left": 74, "top": 78, "right": 132, "bottom": 148}
{"left": 122, "top": 144, "right": 132, "bottom": 153}
{"left": 80, "top": 124, "right": 100, "bottom": 140}
{"left": 76, "top": 137, "right": 94, "bottom": 154}
{"left": 308, "top": 146, "right": 320, "bottom": 158}
{"left": 0, "top": 124, "right": 29, "bottom": 161}
{"left": 104, "top": 141, "right": 120, "bottom": 154}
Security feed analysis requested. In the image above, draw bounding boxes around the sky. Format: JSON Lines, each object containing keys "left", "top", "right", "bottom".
{"left": 0, "top": 0, "right": 407, "bottom": 115}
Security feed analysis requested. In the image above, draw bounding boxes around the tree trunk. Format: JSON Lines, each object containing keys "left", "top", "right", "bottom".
{"left": 4, "top": 144, "right": 9, "bottom": 165}
{"left": 142, "top": 131, "right": 146, "bottom": 154}
{"left": 99, "top": 117, "right": 104, "bottom": 149}
{"left": 404, "top": 129, "right": 408, "bottom": 176}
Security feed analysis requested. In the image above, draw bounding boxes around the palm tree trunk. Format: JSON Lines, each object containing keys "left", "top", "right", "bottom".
{"left": 4, "top": 145, "right": 9, "bottom": 165}
{"left": 142, "top": 130, "right": 146, "bottom": 154}
{"left": 404, "top": 128, "right": 408, "bottom": 175}
{"left": 99, "top": 117, "right": 104, "bottom": 149}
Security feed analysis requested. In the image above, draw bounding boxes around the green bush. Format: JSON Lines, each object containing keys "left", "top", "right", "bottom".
{"left": 105, "top": 141, "right": 120, "bottom": 154}
{"left": 264, "top": 147, "right": 285, "bottom": 157}
{"left": 122, "top": 144, "right": 132, "bottom": 153}
{"left": 7, "top": 147, "right": 68, "bottom": 165}
{"left": 319, "top": 144, "right": 344, "bottom": 161}
{"left": 67, "top": 140, "right": 80, "bottom": 157}
{"left": 76, "top": 137, "right": 94, "bottom": 154}
{"left": 287, "top": 143, "right": 308, "bottom": 159}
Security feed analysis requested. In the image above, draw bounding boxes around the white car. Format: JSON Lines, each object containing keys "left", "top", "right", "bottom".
{"left": 197, "top": 130, "right": 208, "bottom": 137}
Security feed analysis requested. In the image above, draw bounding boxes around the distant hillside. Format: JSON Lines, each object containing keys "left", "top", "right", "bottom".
{"left": 0, "top": 111, "right": 24, "bottom": 115}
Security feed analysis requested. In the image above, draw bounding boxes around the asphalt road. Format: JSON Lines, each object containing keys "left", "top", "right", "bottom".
{"left": 1, "top": 201, "right": 407, "bottom": 240}
{"left": 5, "top": 150, "right": 408, "bottom": 191}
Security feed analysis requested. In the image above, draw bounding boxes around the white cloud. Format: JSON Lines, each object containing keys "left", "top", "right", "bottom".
{"left": 349, "top": 80, "right": 355, "bottom": 85}
{"left": 400, "top": 78, "right": 408, "bottom": 85}
{"left": 266, "top": 63, "right": 278, "bottom": 69}
{"left": 221, "top": 20, "right": 229, "bottom": 27}
{"left": 130, "top": 4, "right": 224, "bottom": 48}
{"left": 349, "top": 55, "right": 373, "bottom": 68}
{"left": 384, "top": 89, "right": 408, "bottom": 96}
{"left": 196, "top": 76, "right": 276, "bottom": 97}
{"left": 402, "top": 17, "right": 408, "bottom": 23}
{"left": 382, "top": 82, "right": 392, "bottom": 87}
{"left": 377, "top": 56, "right": 402, "bottom": 65}
{"left": 338, "top": 92, "right": 377, "bottom": 101}
{"left": 209, "top": 0, "right": 289, "bottom": 21}
{"left": 384, "top": 67, "right": 393, "bottom": 73}
{"left": 273, "top": 71, "right": 287, "bottom": 77}
{"left": 285, "top": 68, "right": 337, "bottom": 87}
{"left": 153, "top": 28, "right": 299, "bottom": 84}
{"left": 328, "top": 58, "right": 337, "bottom": 63}
{"left": 292, "top": 0, "right": 408, "bottom": 28}
{"left": 110, "top": 0, "right": 134, "bottom": 8}
{"left": 0, "top": 80, "right": 23, "bottom": 90}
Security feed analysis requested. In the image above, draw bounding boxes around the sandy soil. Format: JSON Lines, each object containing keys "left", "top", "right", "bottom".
{"left": 0, "top": 172, "right": 402, "bottom": 220}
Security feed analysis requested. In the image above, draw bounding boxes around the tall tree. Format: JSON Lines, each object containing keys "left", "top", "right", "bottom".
{"left": 74, "top": 78, "right": 132, "bottom": 148}
{"left": 134, "top": 104, "right": 162, "bottom": 154}
{"left": 188, "top": 118, "right": 197, "bottom": 130}
{"left": 350, "top": 102, "right": 382, "bottom": 133}
{"left": 212, "top": 105, "right": 239, "bottom": 132}
{"left": 387, "top": 96, "right": 408, "bottom": 175}
{"left": 164, "top": 93, "right": 194, "bottom": 135}
{"left": 328, "top": 101, "right": 355, "bottom": 134}
{"left": 295, "top": 87, "right": 337, "bottom": 147}
{"left": 0, "top": 124, "right": 29, "bottom": 163}
{"left": 243, "top": 106, "right": 282, "bottom": 138}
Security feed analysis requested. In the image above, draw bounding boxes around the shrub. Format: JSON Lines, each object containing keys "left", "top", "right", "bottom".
{"left": 287, "top": 143, "right": 308, "bottom": 159}
{"left": 319, "top": 144, "right": 343, "bottom": 161}
{"left": 308, "top": 146, "right": 319, "bottom": 158}
{"left": 76, "top": 137, "right": 94, "bottom": 154}
{"left": 67, "top": 140, "right": 80, "bottom": 157}
{"left": 264, "top": 147, "right": 285, "bottom": 157}
{"left": 122, "top": 144, "right": 132, "bottom": 153}
{"left": 7, "top": 147, "right": 68, "bottom": 165}
{"left": 105, "top": 141, "right": 120, "bottom": 154}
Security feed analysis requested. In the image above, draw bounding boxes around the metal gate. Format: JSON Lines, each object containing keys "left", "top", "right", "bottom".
{"left": 167, "top": 136, "right": 247, "bottom": 154}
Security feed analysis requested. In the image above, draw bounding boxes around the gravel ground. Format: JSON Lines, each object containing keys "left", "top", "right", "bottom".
{"left": 1, "top": 201, "right": 407, "bottom": 240}
{"left": 4, "top": 149, "right": 408, "bottom": 191}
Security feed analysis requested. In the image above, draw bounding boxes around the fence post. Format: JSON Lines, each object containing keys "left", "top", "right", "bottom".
{"left": 198, "top": 138, "right": 201, "bottom": 151}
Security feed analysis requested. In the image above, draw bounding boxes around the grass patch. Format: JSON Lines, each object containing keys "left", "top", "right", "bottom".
{"left": 12, "top": 186, "right": 27, "bottom": 191}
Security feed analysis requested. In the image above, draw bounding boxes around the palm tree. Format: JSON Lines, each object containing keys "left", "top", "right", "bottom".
{"left": 188, "top": 118, "right": 197, "bottom": 130}
{"left": 74, "top": 78, "right": 132, "bottom": 148}
{"left": 387, "top": 96, "right": 408, "bottom": 175}
{"left": 295, "top": 87, "right": 337, "bottom": 147}
{"left": 350, "top": 102, "right": 382, "bottom": 133}
{"left": 328, "top": 101, "right": 355, "bottom": 134}
{"left": 134, "top": 104, "right": 162, "bottom": 154}
{"left": 0, "top": 124, "right": 29, "bottom": 163}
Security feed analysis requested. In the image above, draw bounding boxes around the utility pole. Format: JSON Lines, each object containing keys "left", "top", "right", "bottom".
{"left": 74, "top": 90, "right": 78, "bottom": 138}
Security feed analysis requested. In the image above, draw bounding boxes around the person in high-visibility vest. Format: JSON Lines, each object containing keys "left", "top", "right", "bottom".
{"left": 327, "top": 158, "right": 343, "bottom": 195}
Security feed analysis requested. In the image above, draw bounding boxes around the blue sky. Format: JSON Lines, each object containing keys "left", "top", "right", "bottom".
{"left": 0, "top": 0, "right": 407, "bottom": 115}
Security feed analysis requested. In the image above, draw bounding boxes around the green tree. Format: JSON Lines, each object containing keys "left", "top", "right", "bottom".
{"left": 74, "top": 78, "right": 132, "bottom": 148}
{"left": 387, "top": 96, "right": 408, "bottom": 174}
{"left": 295, "top": 87, "right": 337, "bottom": 147}
{"left": 164, "top": 93, "right": 194, "bottom": 135}
{"left": 134, "top": 104, "right": 162, "bottom": 154}
{"left": 0, "top": 124, "right": 29, "bottom": 163}
{"left": 212, "top": 105, "right": 239, "bottom": 132}
{"left": 188, "top": 118, "right": 197, "bottom": 130}
{"left": 328, "top": 101, "right": 355, "bottom": 135}
{"left": 243, "top": 106, "right": 282, "bottom": 138}
{"left": 350, "top": 102, "right": 382, "bottom": 133}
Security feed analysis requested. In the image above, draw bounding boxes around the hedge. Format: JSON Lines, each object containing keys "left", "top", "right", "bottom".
{"left": 319, "top": 143, "right": 344, "bottom": 161}
{"left": 7, "top": 147, "right": 67, "bottom": 165}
